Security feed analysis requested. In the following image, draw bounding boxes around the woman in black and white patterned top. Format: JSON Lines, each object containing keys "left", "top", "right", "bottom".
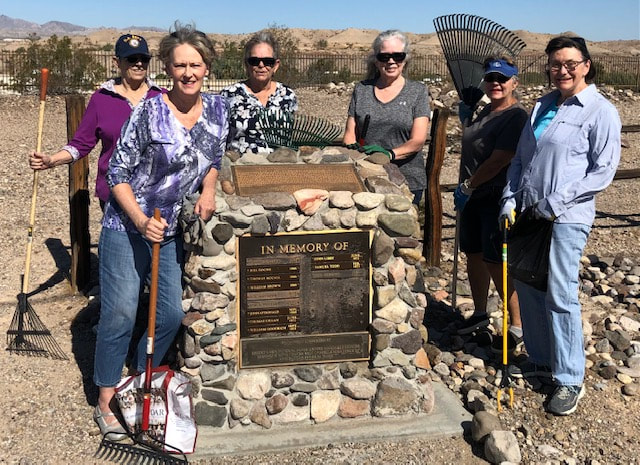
{"left": 220, "top": 31, "right": 298, "bottom": 154}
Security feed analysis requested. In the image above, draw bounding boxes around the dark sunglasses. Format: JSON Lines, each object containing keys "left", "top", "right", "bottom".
{"left": 247, "top": 56, "right": 276, "bottom": 67}
{"left": 484, "top": 73, "right": 511, "bottom": 83}
{"left": 376, "top": 52, "right": 407, "bottom": 63}
{"left": 125, "top": 55, "right": 151, "bottom": 64}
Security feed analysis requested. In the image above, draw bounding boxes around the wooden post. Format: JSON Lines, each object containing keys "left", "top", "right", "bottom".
{"left": 423, "top": 108, "right": 450, "bottom": 266}
{"left": 66, "top": 95, "right": 91, "bottom": 293}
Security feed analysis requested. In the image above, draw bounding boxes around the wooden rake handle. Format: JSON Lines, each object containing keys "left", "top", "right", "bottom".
{"left": 23, "top": 69, "right": 49, "bottom": 294}
{"left": 142, "top": 208, "right": 162, "bottom": 432}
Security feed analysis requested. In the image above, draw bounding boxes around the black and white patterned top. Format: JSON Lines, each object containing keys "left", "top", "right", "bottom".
{"left": 220, "top": 81, "right": 298, "bottom": 154}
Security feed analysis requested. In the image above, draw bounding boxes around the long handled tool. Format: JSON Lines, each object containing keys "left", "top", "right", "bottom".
{"left": 97, "top": 209, "right": 187, "bottom": 464}
{"left": 433, "top": 14, "right": 526, "bottom": 107}
{"left": 258, "top": 109, "right": 343, "bottom": 150}
{"left": 450, "top": 211, "right": 461, "bottom": 311}
{"left": 6, "top": 69, "right": 67, "bottom": 361}
{"left": 497, "top": 219, "right": 514, "bottom": 411}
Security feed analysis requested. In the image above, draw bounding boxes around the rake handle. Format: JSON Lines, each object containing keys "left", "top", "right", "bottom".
{"left": 142, "top": 208, "right": 162, "bottom": 432}
{"left": 23, "top": 68, "right": 49, "bottom": 294}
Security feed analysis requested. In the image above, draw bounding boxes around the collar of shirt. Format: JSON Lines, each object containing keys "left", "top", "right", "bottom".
{"left": 100, "top": 77, "right": 162, "bottom": 95}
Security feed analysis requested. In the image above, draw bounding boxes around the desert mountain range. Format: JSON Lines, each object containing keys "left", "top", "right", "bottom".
{"left": 1, "top": 15, "right": 638, "bottom": 55}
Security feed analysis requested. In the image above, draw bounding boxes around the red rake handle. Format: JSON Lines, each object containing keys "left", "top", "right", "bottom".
{"left": 142, "top": 208, "right": 161, "bottom": 432}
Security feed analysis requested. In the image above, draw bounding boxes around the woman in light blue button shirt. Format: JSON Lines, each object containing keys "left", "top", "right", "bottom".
{"left": 500, "top": 36, "right": 621, "bottom": 416}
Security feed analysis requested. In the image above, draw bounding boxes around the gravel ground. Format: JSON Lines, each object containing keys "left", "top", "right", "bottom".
{"left": 0, "top": 87, "right": 638, "bottom": 464}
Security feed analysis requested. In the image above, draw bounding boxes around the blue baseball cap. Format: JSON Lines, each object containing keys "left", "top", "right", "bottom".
{"left": 484, "top": 59, "right": 518, "bottom": 77}
{"left": 115, "top": 34, "right": 150, "bottom": 59}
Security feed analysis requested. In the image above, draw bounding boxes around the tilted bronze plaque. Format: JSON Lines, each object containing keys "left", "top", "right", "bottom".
{"left": 232, "top": 164, "right": 365, "bottom": 196}
{"left": 237, "top": 230, "right": 372, "bottom": 368}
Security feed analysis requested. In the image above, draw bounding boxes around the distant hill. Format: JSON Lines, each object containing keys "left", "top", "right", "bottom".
{"left": 0, "top": 14, "right": 638, "bottom": 56}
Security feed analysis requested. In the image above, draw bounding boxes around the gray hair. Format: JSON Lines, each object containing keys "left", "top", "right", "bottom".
{"left": 244, "top": 31, "right": 280, "bottom": 61}
{"left": 158, "top": 21, "right": 215, "bottom": 69}
{"left": 366, "top": 29, "right": 411, "bottom": 80}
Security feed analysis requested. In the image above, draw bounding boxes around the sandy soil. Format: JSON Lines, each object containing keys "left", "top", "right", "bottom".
{"left": 0, "top": 88, "right": 638, "bottom": 464}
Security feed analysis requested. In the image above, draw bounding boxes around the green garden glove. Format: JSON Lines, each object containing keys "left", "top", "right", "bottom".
{"left": 358, "top": 145, "right": 395, "bottom": 160}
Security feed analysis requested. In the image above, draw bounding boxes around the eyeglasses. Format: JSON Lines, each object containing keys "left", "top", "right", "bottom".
{"left": 545, "top": 60, "right": 586, "bottom": 72}
{"left": 484, "top": 73, "right": 511, "bottom": 83}
{"left": 125, "top": 55, "right": 151, "bottom": 64}
{"left": 247, "top": 56, "right": 276, "bottom": 67}
{"left": 376, "top": 52, "right": 407, "bottom": 63}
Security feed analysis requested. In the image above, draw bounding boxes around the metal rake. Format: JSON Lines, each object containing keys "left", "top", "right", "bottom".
{"left": 258, "top": 109, "right": 342, "bottom": 150}
{"left": 433, "top": 14, "right": 526, "bottom": 107}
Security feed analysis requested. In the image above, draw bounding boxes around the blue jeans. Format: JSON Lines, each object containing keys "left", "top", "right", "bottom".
{"left": 515, "top": 222, "right": 590, "bottom": 386}
{"left": 94, "top": 228, "right": 184, "bottom": 387}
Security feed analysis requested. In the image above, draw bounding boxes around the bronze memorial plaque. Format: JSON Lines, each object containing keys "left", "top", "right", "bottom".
{"left": 232, "top": 164, "right": 365, "bottom": 196}
{"left": 237, "top": 230, "right": 372, "bottom": 368}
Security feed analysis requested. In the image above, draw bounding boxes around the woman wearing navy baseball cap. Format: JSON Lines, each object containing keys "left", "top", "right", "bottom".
{"left": 29, "top": 33, "right": 162, "bottom": 209}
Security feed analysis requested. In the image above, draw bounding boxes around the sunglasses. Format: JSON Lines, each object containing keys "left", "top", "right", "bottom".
{"left": 484, "top": 73, "right": 511, "bottom": 83}
{"left": 125, "top": 55, "right": 151, "bottom": 64}
{"left": 247, "top": 56, "right": 277, "bottom": 67}
{"left": 376, "top": 52, "right": 407, "bottom": 63}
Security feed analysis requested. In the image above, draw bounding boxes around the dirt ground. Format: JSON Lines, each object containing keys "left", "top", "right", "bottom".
{"left": 0, "top": 88, "right": 638, "bottom": 464}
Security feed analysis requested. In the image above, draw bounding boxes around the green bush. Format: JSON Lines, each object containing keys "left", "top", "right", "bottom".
{"left": 212, "top": 41, "right": 245, "bottom": 79}
{"left": 12, "top": 35, "right": 106, "bottom": 94}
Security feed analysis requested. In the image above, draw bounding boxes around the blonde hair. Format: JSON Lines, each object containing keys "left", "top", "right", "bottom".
{"left": 158, "top": 21, "right": 215, "bottom": 69}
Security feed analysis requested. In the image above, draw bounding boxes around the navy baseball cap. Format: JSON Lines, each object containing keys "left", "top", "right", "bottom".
{"left": 115, "top": 34, "right": 150, "bottom": 58}
{"left": 484, "top": 59, "right": 518, "bottom": 77}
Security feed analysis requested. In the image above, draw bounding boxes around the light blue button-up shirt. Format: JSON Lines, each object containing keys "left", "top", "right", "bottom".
{"left": 501, "top": 84, "right": 621, "bottom": 226}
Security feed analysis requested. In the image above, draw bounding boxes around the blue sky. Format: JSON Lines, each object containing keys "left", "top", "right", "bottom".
{"left": 1, "top": 0, "right": 639, "bottom": 41}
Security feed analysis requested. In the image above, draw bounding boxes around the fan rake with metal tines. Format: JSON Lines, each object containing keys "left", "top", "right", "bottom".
{"left": 258, "top": 109, "right": 342, "bottom": 150}
{"left": 433, "top": 14, "right": 526, "bottom": 107}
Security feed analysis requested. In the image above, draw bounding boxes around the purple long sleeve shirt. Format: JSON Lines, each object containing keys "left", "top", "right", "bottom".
{"left": 62, "top": 78, "right": 163, "bottom": 201}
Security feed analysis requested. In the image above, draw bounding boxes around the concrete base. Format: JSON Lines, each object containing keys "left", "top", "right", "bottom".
{"left": 191, "top": 382, "right": 471, "bottom": 459}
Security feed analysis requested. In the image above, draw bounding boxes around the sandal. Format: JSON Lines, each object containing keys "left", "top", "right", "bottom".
{"left": 93, "top": 404, "right": 127, "bottom": 441}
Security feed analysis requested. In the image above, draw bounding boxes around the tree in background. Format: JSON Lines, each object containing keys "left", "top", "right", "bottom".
{"left": 11, "top": 35, "right": 106, "bottom": 94}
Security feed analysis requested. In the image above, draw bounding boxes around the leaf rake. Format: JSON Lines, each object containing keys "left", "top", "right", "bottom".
{"left": 258, "top": 109, "right": 342, "bottom": 150}
{"left": 433, "top": 14, "right": 526, "bottom": 107}
{"left": 7, "top": 68, "right": 68, "bottom": 361}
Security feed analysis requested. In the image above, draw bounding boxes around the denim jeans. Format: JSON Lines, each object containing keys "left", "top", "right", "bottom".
{"left": 94, "top": 228, "right": 184, "bottom": 387}
{"left": 515, "top": 222, "right": 590, "bottom": 386}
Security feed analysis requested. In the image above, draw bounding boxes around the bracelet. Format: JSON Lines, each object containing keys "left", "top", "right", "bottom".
{"left": 461, "top": 178, "right": 475, "bottom": 195}
{"left": 389, "top": 149, "right": 396, "bottom": 161}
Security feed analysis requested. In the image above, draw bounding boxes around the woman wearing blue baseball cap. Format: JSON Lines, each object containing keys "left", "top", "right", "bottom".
{"left": 29, "top": 33, "right": 162, "bottom": 209}
{"left": 453, "top": 56, "right": 528, "bottom": 353}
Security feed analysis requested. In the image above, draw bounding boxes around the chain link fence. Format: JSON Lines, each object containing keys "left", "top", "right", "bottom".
{"left": 1, "top": 50, "right": 638, "bottom": 94}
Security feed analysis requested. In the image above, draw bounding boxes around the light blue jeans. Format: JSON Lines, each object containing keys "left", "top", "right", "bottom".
{"left": 93, "top": 228, "right": 184, "bottom": 387}
{"left": 514, "top": 222, "right": 590, "bottom": 386}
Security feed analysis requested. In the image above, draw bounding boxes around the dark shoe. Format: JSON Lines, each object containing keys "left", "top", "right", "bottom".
{"left": 93, "top": 404, "right": 127, "bottom": 441}
{"left": 457, "top": 313, "right": 490, "bottom": 335}
{"left": 508, "top": 361, "right": 553, "bottom": 380}
{"left": 491, "top": 330, "right": 524, "bottom": 354}
{"left": 468, "top": 328, "right": 493, "bottom": 346}
{"left": 546, "top": 384, "right": 585, "bottom": 416}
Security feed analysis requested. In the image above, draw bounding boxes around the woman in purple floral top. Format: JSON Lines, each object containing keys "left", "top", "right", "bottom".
{"left": 220, "top": 31, "right": 298, "bottom": 154}
{"left": 92, "top": 24, "right": 228, "bottom": 440}
{"left": 29, "top": 34, "right": 163, "bottom": 208}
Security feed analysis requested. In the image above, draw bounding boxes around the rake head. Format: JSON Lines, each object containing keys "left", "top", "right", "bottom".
{"left": 433, "top": 14, "right": 526, "bottom": 107}
{"left": 258, "top": 109, "right": 342, "bottom": 150}
{"left": 6, "top": 292, "right": 68, "bottom": 360}
{"left": 96, "top": 433, "right": 188, "bottom": 465}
